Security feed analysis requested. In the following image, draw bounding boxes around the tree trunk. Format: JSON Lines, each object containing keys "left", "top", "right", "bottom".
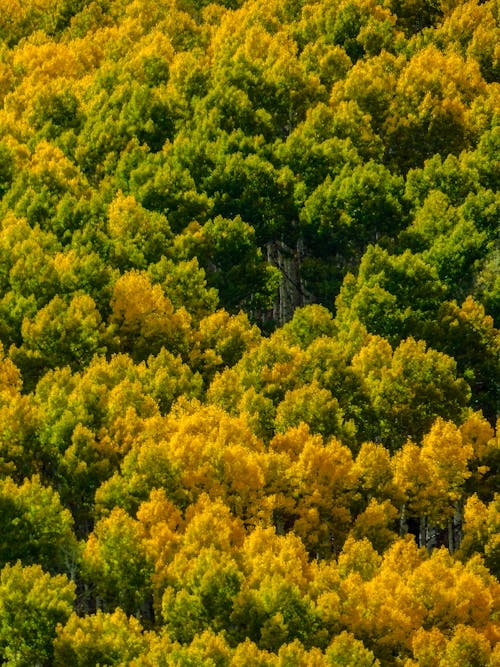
{"left": 419, "top": 515, "right": 427, "bottom": 549}
{"left": 267, "top": 238, "right": 313, "bottom": 325}
{"left": 448, "top": 519, "right": 454, "bottom": 553}
{"left": 399, "top": 503, "right": 408, "bottom": 537}
{"left": 451, "top": 499, "right": 465, "bottom": 553}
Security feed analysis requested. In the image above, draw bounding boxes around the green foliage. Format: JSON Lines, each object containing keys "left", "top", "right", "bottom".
{"left": 54, "top": 609, "right": 148, "bottom": 667}
{"left": 325, "top": 631, "right": 379, "bottom": 666}
{"left": 82, "top": 507, "right": 154, "bottom": 614}
{"left": 335, "top": 245, "right": 447, "bottom": 344}
{"left": 275, "top": 381, "right": 351, "bottom": 441}
{"left": 0, "top": 0, "right": 497, "bottom": 662}
{"left": 0, "top": 562, "right": 75, "bottom": 666}
{"left": 0, "top": 476, "right": 79, "bottom": 575}
{"left": 354, "top": 336, "right": 471, "bottom": 449}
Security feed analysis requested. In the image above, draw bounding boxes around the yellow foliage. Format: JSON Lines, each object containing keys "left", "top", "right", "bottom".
{"left": 137, "top": 488, "right": 183, "bottom": 582}
{"left": 182, "top": 494, "right": 246, "bottom": 556}
{"left": 110, "top": 271, "right": 192, "bottom": 359}
{"left": 230, "top": 638, "right": 278, "bottom": 666}
{"left": 354, "top": 440, "right": 395, "bottom": 499}
{"left": 460, "top": 410, "right": 495, "bottom": 460}
{"left": 411, "top": 626, "right": 447, "bottom": 667}
{"left": 352, "top": 498, "right": 399, "bottom": 552}
{"left": 408, "top": 550, "right": 497, "bottom": 631}
{"left": 241, "top": 527, "right": 312, "bottom": 592}
{"left": 269, "top": 423, "right": 323, "bottom": 460}
{"left": 420, "top": 417, "right": 473, "bottom": 502}
{"left": 0, "top": 341, "right": 22, "bottom": 400}
{"left": 289, "top": 435, "right": 357, "bottom": 552}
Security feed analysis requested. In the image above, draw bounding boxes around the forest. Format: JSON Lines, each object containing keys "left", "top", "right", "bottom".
{"left": 0, "top": 0, "right": 499, "bottom": 664}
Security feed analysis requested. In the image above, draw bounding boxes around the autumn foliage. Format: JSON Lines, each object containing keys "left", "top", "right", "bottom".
{"left": 0, "top": 0, "right": 499, "bottom": 664}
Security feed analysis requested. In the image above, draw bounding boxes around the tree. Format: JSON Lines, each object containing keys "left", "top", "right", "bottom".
{"left": 429, "top": 297, "right": 500, "bottom": 422}
{"left": 385, "top": 46, "right": 488, "bottom": 171}
{"left": 108, "top": 270, "right": 192, "bottom": 361}
{"left": 230, "top": 575, "right": 322, "bottom": 652}
{"left": 54, "top": 609, "right": 148, "bottom": 667}
{"left": 335, "top": 245, "right": 447, "bottom": 345}
{"left": 191, "top": 309, "right": 261, "bottom": 383}
{"left": 106, "top": 192, "right": 172, "bottom": 271}
{"left": 0, "top": 392, "right": 42, "bottom": 480}
{"left": 410, "top": 626, "right": 447, "bottom": 667}
{"left": 127, "top": 151, "right": 212, "bottom": 233}
{"left": 339, "top": 537, "right": 426, "bottom": 661}
{"left": 0, "top": 141, "right": 14, "bottom": 196}
{"left": 143, "top": 347, "right": 203, "bottom": 414}
{"left": 274, "top": 381, "right": 352, "bottom": 441}
{"left": 354, "top": 441, "right": 395, "bottom": 503}
{"left": 330, "top": 51, "right": 403, "bottom": 136}
{"left": 81, "top": 507, "right": 154, "bottom": 616}
{"left": 289, "top": 434, "right": 358, "bottom": 556}
{"left": 0, "top": 476, "right": 79, "bottom": 575}
{"left": 325, "top": 631, "right": 379, "bottom": 667}
{"left": 355, "top": 337, "right": 470, "bottom": 450}
{"left": 148, "top": 257, "right": 219, "bottom": 324}
{"left": 393, "top": 419, "right": 474, "bottom": 549}
{"left": 5, "top": 141, "right": 89, "bottom": 232}
{"left": 138, "top": 630, "right": 232, "bottom": 667}
{"left": 433, "top": 0, "right": 500, "bottom": 83}
{"left": 407, "top": 549, "right": 498, "bottom": 635}
{"left": 276, "top": 639, "right": 328, "bottom": 666}
{"left": 14, "top": 292, "right": 106, "bottom": 376}
{"left": 278, "top": 305, "right": 337, "bottom": 349}
{"left": 459, "top": 494, "right": 500, "bottom": 578}
{"left": 198, "top": 215, "right": 281, "bottom": 313}
{"left": 440, "top": 624, "right": 492, "bottom": 667}
{"left": 351, "top": 499, "right": 399, "bottom": 554}
{"left": 301, "top": 160, "right": 405, "bottom": 262}
{"left": 161, "top": 548, "right": 243, "bottom": 642}
{"left": 0, "top": 562, "right": 75, "bottom": 666}
{"left": 0, "top": 216, "right": 60, "bottom": 313}
{"left": 230, "top": 639, "right": 278, "bottom": 667}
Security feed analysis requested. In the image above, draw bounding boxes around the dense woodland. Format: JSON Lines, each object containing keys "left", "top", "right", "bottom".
{"left": 0, "top": 0, "right": 499, "bottom": 664}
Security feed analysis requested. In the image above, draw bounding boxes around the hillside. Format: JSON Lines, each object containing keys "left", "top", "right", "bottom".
{"left": 0, "top": 0, "right": 499, "bottom": 664}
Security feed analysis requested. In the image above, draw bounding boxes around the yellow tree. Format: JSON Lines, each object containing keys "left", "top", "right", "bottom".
{"left": 407, "top": 549, "right": 499, "bottom": 636}
{"left": 339, "top": 536, "right": 425, "bottom": 662}
{"left": 392, "top": 439, "right": 447, "bottom": 547}
{"left": 54, "top": 609, "right": 148, "bottom": 667}
{"left": 419, "top": 418, "right": 473, "bottom": 550}
{"left": 109, "top": 270, "right": 192, "bottom": 361}
{"left": 289, "top": 434, "right": 358, "bottom": 556}
{"left": 385, "top": 45, "right": 489, "bottom": 170}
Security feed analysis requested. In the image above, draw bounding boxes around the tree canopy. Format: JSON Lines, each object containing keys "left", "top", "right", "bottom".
{"left": 0, "top": 0, "right": 498, "bottom": 664}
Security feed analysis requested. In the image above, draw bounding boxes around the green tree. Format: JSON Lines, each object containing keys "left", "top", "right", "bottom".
{"left": 429, "top": 297, "right": 500, "bottom": 422}
{"left": 54, "top": 609, "right": 148, "bottom": 667}
{"left": 148, "top": 257, "right": 219, "bottom": 324}
{"left": 275, "top": 381, "right": 353, "bottom": 442}
{"left": 13, "top": 293, "right": 106, "bottom": 377}
{"left": 335, "top": 245, "right": 446, "bottom": 344}
{"left": 82, "top": 507, "right": 154, "bottom": 616}
{"left": 0, "top": 476, "right": 79, "bottom": 575}
{"left": 301, "top": 161, "right": 405, "bottom": 258}
{"left": 106, "top": 192, "right": 172, "bottom": 271}
{"left": 161, "top": 548, "right": 243, "bottom": 642}
{"left": 0, "top": 562, "right": 75, "bottom": 666}
{"left": 325, "top": 631, "right": 379, "bottom": 666}
{"left": 353, "top": 337, "right": 470, "bottom": 449}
